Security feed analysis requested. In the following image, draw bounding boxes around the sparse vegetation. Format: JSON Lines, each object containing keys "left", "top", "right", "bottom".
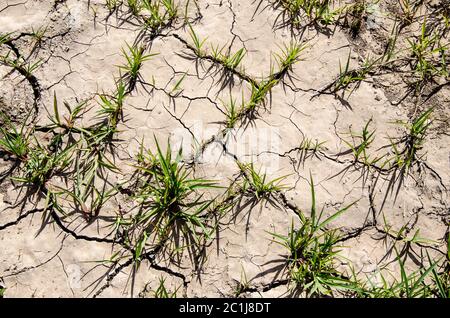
{"left": 0, "top": 0, "right": 448, "bottom": 299}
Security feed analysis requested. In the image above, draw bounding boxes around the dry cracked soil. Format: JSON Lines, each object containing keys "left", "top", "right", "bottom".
{"left": 0, "top": 0, "right": 449, "bottom": 298}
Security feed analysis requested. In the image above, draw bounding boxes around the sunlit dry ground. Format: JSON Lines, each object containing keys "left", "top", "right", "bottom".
{"left": 0, "top": 0, "right": 449, "bottom": 298}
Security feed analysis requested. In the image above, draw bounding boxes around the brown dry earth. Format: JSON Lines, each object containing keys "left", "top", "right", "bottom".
{"left": 0, "top": 0, "right": 448, "bottom": 297}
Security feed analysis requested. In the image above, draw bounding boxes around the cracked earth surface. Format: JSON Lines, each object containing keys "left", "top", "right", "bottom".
{"left": 0, "top": 0, "right": 449, "bottom": 298}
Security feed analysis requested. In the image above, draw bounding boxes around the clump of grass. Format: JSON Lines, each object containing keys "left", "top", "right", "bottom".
{"left": 48, "top": 93, "right": 89, "bottom": 132}
{"left": 187, "top": 23, "right": 207, "bottom": 57}
{"left": 233, "top": 266, "right": 250, "bottom": 297}
{"left": 334, "top": 52, "right": 377, "bottom": 94}
{"left": 389, "top": 108, "right": 433, "bottom": 170}
{"left": 0, "top": 110, "right": 77, "bottom": 189}
{"left": 127, "top": 0, "right": 142, "bottom": 15}
{"left": 379, "top": 214, "right": 437, "bottom": 246}
{"left": 49, "top": 136, "right": 119, "bottom": 221}
{"left": 30, "top": 25, "right": 48, "bottom": 45}
{"left": 222, "top": 47, "right": 246, "bottom": 70}
{"left": 273, "top": 41, "right": 306, "bottom": 75}
{"left": 169, "top": 72, "right": 186, "bottom": 96}
{"left": 273, "top": 0, "right": 343, "bottom": 27}
{"left": 13, "top": 142, "right": 75, "bottom": 189}
{"left": 359, "top": 250, "right": 442, "bottom": 298}
{"left": 0, "top": 32, "right": 12, "bottom": 45}
{"left": 0, "top": 53, "right": 42, "bottom": 79}
{"left": 22, "top": 59, "right": 42, "bottom": 78}
{"left": 127, "top": 137, "right": 219, "bottom": 261}
{"left": 429, "top": 238, "right": 449, "bottom": 298}
{"left": 298, "top": 138, "right": 326, "bottom": 154}
{"left": 247, "top": 78, "right": 278, "bottom": 111}
{"left": 211, "top": 45, "right": 246, "bottom": 71}
{"left": 161, "top": 0, "right": 178, "bottom": 19}
{"left": 65, "top": 125, "right": 120, "bottom": 193}
{"left": 398, "top": 0, "right": 421, "bottom": 26}
{"left": 59, "top": 169, "right": 117, "bottom": 221}
{"left": 442, "top": 8, "right": 450, "bottom": 28}
{"left": 383, "top": 21, "right": 400, "bottom": 63}
{"left": 141, "top": 0, "right": 179, "bottom": 30}
{"left": 295, "top": 137, "right": 327, "bottom": 164}
{"left": 217, "top": 42, "right": 304, "bottom": 124}
{"left": 238, "top": 162, "right": 288, "bottom": 199}
{"left": 270, "top": 174, "right": 356, "bottom": 296}
{"left": 0, "top": 113, "right": 30, "bottom": 161}
{"left": 151, "top": 277, "right": 179, "bottom": 298}
{"left": 345, "top": 0, "right": 367, "bottom": 37}
{"left": 105, "top": 0, "right": 121, "bottom": 12}
{"left": 97, "top": 80, "right": 127, "bottom": 127}
{"left": 119, "top": 43, "right": 157, "bottom": 90}
{"left": 221, "top": 94, "right": 244, "bottom": 128}
{"left": 342, "top": 118, "right": 385, "bottom": 167}
{"left": 407, "top": 20, "right": 448, "bottom": 89}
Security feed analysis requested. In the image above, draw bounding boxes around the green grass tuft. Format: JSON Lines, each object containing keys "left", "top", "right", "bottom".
{"left": 270, "top": 174, "right": 357, "bottom": 296}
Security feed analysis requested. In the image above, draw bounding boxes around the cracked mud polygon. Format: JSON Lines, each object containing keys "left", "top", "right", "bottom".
{"left": 0, "top": 0, "right": 449, "bottom": 298}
